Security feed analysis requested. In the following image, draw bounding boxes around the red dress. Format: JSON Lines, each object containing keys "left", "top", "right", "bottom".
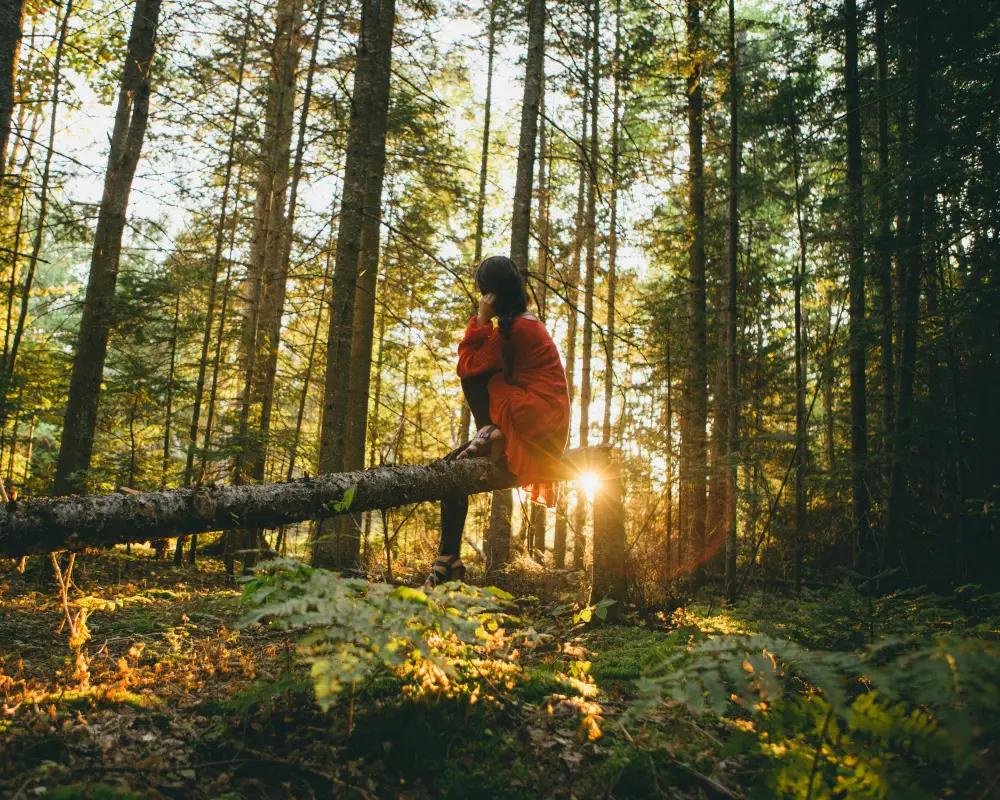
{"left": 457, "top": 315, "right": 570, "bottom": 506}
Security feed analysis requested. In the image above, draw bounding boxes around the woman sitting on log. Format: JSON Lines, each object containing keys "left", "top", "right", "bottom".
{"left": 426, "top": 255, "right": 570, "bottom": 587}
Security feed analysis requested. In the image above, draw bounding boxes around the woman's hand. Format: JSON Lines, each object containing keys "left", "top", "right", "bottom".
{"left": 476, "top": 292, "right": 496, "bottom": 326}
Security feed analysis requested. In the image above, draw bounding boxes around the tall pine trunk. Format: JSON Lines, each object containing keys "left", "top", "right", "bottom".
{"left": 844, "top": 0, "right": 870, "bottom": 565}
{"left": 53, "top": 0, "right": 161, "bottom": 495}
{"left": 887, "top": 0, "right": 930, "bottom": 569}
{"left": 489, "top": 0, "right": 544, "bottom": 570}
{"left": 723, "top": 0, "right": 739, "bottom": 602}
{"left": 0, "top": 0, "right": 70, "bottom": 431}
{"left": 789, "top": 89, "right": 809, "bottom": 592}
{"left": 314, "top": 0, "right": 396, "bottom": 568}
{"left": 602, "top": 0, "right": 621, "bottom": 446}
{"left": 875, "top": 0, "right": 894, "bottom": 564}
{"left": 680, "top": 0, "right": 708, "bottom": 574}
{"left": 554, "top": 60, "right": 588, "bottom": 571}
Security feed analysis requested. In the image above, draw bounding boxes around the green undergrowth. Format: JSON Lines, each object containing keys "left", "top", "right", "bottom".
{"left": 6, "top": 553, "right": 999, "bottom": 798}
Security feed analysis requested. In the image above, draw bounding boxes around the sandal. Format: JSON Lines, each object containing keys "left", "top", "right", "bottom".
{"left": 423, "top": 554, "right": 466, "bottom": 589}
{"left": 456, "top": 424, "right": 502, "bottom": 460}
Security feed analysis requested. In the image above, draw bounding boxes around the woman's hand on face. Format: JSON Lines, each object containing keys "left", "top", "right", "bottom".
{"left": 477, "top": 292, "right": 496, "bottom": 326}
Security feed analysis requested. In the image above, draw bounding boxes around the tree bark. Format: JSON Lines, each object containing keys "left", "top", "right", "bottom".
{"left": 579, "top": 0, "right": 599, "bottom": 452}
{"left": 488, "top": 0, "right": 545, "bottom": 570}
{"left": 844, "top": 0, "right": 870, "bottom": 564}
{"left": 0, "top": 0, "right": 72, "bottom": 430}
{"left": 681, "top": 0, "right": 708, "bottom": 575}
{"left": 314, "top": 0, "right": 396, "bottom": 567}
{"left": 554, "top": 51, "right": 588, "bottom": 571}
{"left": 875, "top": 0, "right": 894, "bottom": 507}
{"left": 53, "top": 0, "right": 162, "bottom": 495}
{"left": 723, "top": 0, "right": 739, "bottom": 603}
{"left": 509, "top": 0, "right": 545, "bottom": 272}
{"left": 887, "top": 0, "right": 930, "bottom": 569}
{"left": 237, "top": 0, "right": 305, "bottom": 489}
{"left": 789, "top": 87, "right": 809, "bottom": 593}
{"left": 602, "top": 0, "right": 621, "bottom": 446}
{"left": 0, "top": 0, "right": 24, "bottom": 185}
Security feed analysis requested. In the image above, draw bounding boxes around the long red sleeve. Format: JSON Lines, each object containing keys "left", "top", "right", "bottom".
{"left": 457, "top": 317, "right": 503, "bottom": 377}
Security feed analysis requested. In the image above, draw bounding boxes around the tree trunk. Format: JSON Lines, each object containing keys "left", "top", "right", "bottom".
{"left": 461, "top": 0, "right": 497, "bottom": 445}
{"left": 536, "top": 66, "right": 550, "bottom": 321}
{"left": 182, "top": 2, "right": 250, "bottom": 487}
{"left": 887, "top": 0, "right": 930, "bottom": 569}
{"left": 473, "top": 0, "right": 496, "bottom": 267}
{"left": 789, "top": 88, "right": 809, "bottom": 593}
{"left": 723, "top": 0, "right": 739, "bottom": 603}
{"left": 237, "top": 0, "right": 305, "bottom": 487}
{"left": 161, "top": 287, "right": 180, "bottom": 489}
{"left": 0, "top": 0, "right": 72, "bottom": 430}
{"left": 509, "top": 0, "right": 544, "bottom": 272}
{"left": 0, "top": 0, "right": 24, "bottom": 184}
{"left": 875, "top": 0, "right": 894, "bottom": 530}
{"left": 602, "top": 0, "right": 621, "bottom": 446}
{"left": 487, "top": 0, "right": 545, "bottom": 570}
{"left": 681, "top": 0, "right": 708, "bottom": 575}
{"left": 314, "top": 0, "right": 396, "bottom": 567}
{"left": 53, "top": 0, "right": 162, "bottom": 496}
{"left": 579, "top": 0, "right": 599, "bottom": 453}
{"left": 844, "top": 0, "right": 870, "bottom": 565}
{"left": 554, "top": 54, "right": 588, "bottom": 571}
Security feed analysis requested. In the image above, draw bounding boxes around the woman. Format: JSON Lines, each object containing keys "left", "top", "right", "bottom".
{"left": 426, "top": 255, "right": 570, "bottom": 587}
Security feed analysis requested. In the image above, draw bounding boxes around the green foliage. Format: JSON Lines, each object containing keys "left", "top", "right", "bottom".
{"left": 240, "top": 559, "right": 512, "bottom": 710}
{"left": 637, "top": 629, "right": 1000, "bottom": 798}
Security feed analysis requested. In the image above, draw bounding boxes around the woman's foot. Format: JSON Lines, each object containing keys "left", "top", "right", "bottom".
{"left": 456, "top": 424, "right": 505, "bottom": 461}
{"left": 423, "top": 554, "right": 466, "bottom": 589}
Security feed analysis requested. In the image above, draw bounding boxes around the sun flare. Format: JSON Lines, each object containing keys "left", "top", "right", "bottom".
{"left": 578, "top": 471, "right": 601, "bottom": 501}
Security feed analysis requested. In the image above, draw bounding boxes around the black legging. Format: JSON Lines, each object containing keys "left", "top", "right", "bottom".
{"left": 439, "top": 372, "right": 495, "bottom": 556}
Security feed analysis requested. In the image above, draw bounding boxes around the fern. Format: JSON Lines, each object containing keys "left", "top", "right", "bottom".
{"left": 636, "top": 629, "right": 1000, "bottom": 798}
{"left": 240, "top": 558, "right": 513, "bottom": 710}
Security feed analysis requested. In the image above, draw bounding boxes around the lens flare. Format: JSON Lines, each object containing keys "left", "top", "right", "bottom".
{"left": 578, "top": 471, "right": 601, "bottom": 501}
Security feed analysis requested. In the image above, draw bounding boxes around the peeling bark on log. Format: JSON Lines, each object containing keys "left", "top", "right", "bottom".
{"left": 0, "top": 459, "right": 520, "bottom": 558}
{"left": 0, "top": 448, "right": 604, "bottom": 559}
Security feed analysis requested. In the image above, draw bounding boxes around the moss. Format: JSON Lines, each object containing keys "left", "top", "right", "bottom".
{"left": 47, "top": 784, "right": 145, "bottom": 800}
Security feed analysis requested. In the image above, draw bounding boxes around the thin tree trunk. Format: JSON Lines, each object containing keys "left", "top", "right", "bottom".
{"left": 509, "top": 0, "right": 545, "bottom": 271}
{"left": 161, "top": 287, "right": 180, "bottom": 489}
{"left": 236, "top": 0, "right": 305, "bottom": 493}
{"left": 579, "top": 0, "right": 599, "bottom": 452}
{"left": 602, "top": 0, "right": 621, "bottom": 446}
{"left": 53, "top": 0, "right": 162, "bottom": 495}
{"left": 681, "top": 0, "right": 708, "bottom": 575}
{"left": 489, "top": 0, "right": 545, "bottom": 570}
{"left": 536, "top": 67, "right": 550, "bottom": 322}
{"left": 554, "top": 49, "right": 589, "bottom": 571}
{"left": 462, "top": 0, "right": 498, "bottom": 445}
{"left": 723, "top": 0, "right": 739, "bottom": 603}
{"left": 875, "top": 0, "right": 894, "bottom": 563}
{"left": 473, "top": 0, "right": 496, "bottom": 267}
{"left": 887, "top": 0, "right": 930, "bottom": 569}
{"left": 0, "top": 0, "right": 72, "bottom": 430}
{"left": 181, "top": 2, "right": 250, "bottom": 486}
{"left": 844, "top": 0, "right": 870, "bottom": 564}
{"left": 789, "top": 89, "right": 809, "bottom": 592}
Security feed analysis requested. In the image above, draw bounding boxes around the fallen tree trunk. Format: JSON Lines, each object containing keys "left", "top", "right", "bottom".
{"left": 0, "top": 457, "right": 524, "bottom": 558}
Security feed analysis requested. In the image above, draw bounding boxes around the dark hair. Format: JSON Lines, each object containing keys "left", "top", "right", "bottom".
{"left": 476, "top": 255, "right": 528, "bottom": 383}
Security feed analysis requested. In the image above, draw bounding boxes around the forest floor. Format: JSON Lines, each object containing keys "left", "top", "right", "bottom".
{"left": 1, "top": 551, "right": 998, "bottom": 799}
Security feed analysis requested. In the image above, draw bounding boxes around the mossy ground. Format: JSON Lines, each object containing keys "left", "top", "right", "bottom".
{"left": 2, "top": 552, "right": 996, "bottom": 798}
